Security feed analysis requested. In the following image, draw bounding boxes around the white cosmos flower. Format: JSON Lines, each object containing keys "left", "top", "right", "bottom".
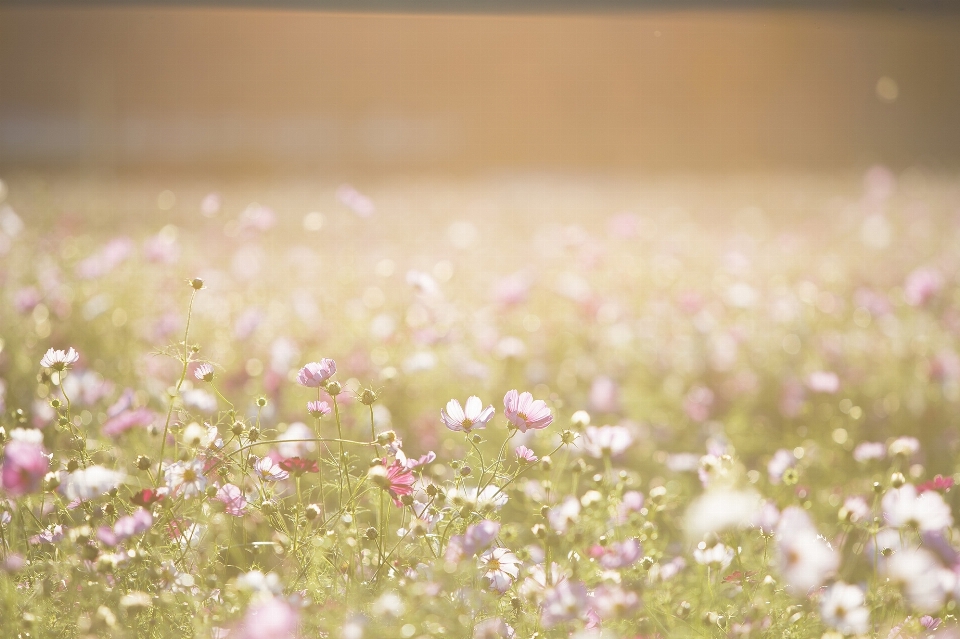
{"left": 479, "top": 547, "right": 522, "bottom": 592}
{"left": 693, "top": 542, "right": 734, "bottom": 569}
{"left": 685, "top": 489, "right": 762, "bottom": 543}
{"left": 882, "top": 484, "right": 953, "bottom": 532}
{"left": 40, "top": 347, "right": 79, "bottom": 370}
{"left": 547, "top": 496, "right": 581, "bottom": 533}
{"left": 164, "top": 459, "right": 207, "bottom": 498}
{"left": 776, "top": 507, "right": 838, "bottom": 595}
{"left": 882, "top": 547, "right": 952, "bottom": 614}
{"left": 820, "top": 582, "right": 869, "bottom": 635}
{"left": 61, "top": 466, "right": 125, "bottom": 502}
{"left": 440, "top": 396, "right": 495, "bottom": 433}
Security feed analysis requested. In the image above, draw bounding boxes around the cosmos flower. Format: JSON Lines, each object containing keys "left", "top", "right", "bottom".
{"left": 882, "top": 483, "right": 953, "bottom": 532}
{"left": 278, "top": 457, "right": 319, "bottom": 476}
{"left": 296, "top": 359, "right": 337, "bottom": 387}
{"left": 694, "top": 542, "right": 734, "bottom": 569}
{"left": 98, "top": 509, "right": 153, "bottom": 547}
{"left": 215, "top": 483, "right": 248, "bottom": 516}
{"left": 582, "top": 425, "right": 633, "bottom": 458}
{"left": 441, "top": 396, "right": 495, "bottom": 433}
{"left": 253, "top": 457, "right": 289, "bottom": 482}
{"left": 164, "top": 459, "right": 207, "bottom": 498}
{"left": 503, "top": 390, "right": 553, "bottom": 432}
{"left": 540, "top": 580, "right": 588, "bottom": 628}
{"left": 881, "top": 547, "right": 952, "bottom": 614}
{"left": 775, "top": 507, "right": 838, "bottom": 595}
{"left": 40, "top": 347, "right": 79, "bottom": 371}
{"left": 194, "top": 363, "right": 215, "bottom": 382}
{"left": 515, "top": 446, "right": 538, "bottom": 463}
{"left": 588, "top": 538, "right": 642, "bottom": 569}
{"left": 60, "top": 465, "right": 125, "bottom": 502}
{"left": 0, "top": 441, "right": 48, "bottom": 498}
{"left": 307, "top": 400, "right": 331, "bottom": 417}
{"left": 479, "top": 547, "right": 522, "bottom": 592}
{"left": 819, "top": 582, "right": 869, "bottom": 635}
{"left": 370, "top": 460, "right": 415, "bottom": 506}
{"left": 131, "top": 488, "right": 165, "bottom": 508}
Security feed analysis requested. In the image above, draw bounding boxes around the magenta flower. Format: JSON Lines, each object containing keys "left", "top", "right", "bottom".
{"left": 297, "top": 359, "right": 336, "bottom": 387}
{"left": 279, "top": 457, "right": 319, "bottom": 476}
{"left": 40, "top": 347, "right": 79, "bottom": 371}
{"left": 307, "top": 400, "right": 332, "bottom": 417}
{"left": 441, "top": 396, "right": 495, "bottom": 433}
{"left": 503, "top": 390, "right": 553, "bottom": 432}
{"left": 373, "top": 460, "right": 415, "bottom": 506}
{"left": 1, "top": 441, "right": 49, "bottom": 497}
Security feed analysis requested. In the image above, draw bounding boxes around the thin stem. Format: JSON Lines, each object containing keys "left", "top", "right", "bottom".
{"left": 155, "top": 289, "right": 198, "bottom": 488}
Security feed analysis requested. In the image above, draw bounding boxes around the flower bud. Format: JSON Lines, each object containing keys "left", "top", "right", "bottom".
{"left": 256, "top": 397, "right": 267, "bottom": 408}
{"left": 540, "top": 456, "right": 552, "bottom": 471}
{"left": 190, "top": 278, "right": 204, "bottom": 290}
{"left": 360, "top": 389, "right": 378, "bottom": 405}
{"left": 231, "top": 422, "right": 245, "bottom": 437}
{"left": 365, "top": 527, "right": 378, "bottom": 540}
{"left": 136, "top": 455, "right": 152, "bottom": 471}
{"left": 44, "top": 472, "right": 61, "bottom": 491}
{"left": 325, "top": 381, "right": 342, "bottom": 396}
{"left": 247, "top": 427, "right": 260, "bottom": 442}
{"left": 400, "top": 494, "right": 414, "bottom": 507}
{"left": 891, "top": 472, "right": 906, "bottom": 488}
{"left": 305, "top": 504, "right": 322, "bottom": 521}
{"left": 67, "top": 459, "right": 80, "bottom": 472}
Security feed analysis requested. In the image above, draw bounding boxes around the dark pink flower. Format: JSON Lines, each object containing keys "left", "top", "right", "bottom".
{"left": 279, "top": 457, "right": 319, "bottom": 476}
{"left": 372, "top": 460, "right": 415, "bottom": 507}
{"left": 1, "top": 441, "right": 49, "bottom": 497}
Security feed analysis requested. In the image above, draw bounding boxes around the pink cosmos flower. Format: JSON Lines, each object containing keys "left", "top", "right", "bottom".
{"left": 441, "top": 396, "right": 495, "bottom": 433}
{"left": 40, "top": 347, "right": 79, "bottom": 371}
{"left": 254, "top": 456, "right": 290, "bottom": 482}
{"left": 215, "top": 483, "right": 248, "bottom": 516}
{"left": 236, "top": 598, "right": 299, "bottom": 639}
{"left": 98, "top": 508, "right": 153, "bottom": 546}
{"left": 503, "top": 390, "right": 553, "bottom": 432}
{"left": 588, "top": 538, "right": 642, "bottom": 569}
{"left": 307, "top": 400, "right": 331, "bottom": 417}
{"left": 515, "top": 446, "right": 538, "bottom": 463}
{"left": 296, "top": 359, "right": 336, "bottom": 387}
{"left": 541, "top": 581, "right": 588, "bottom": 628}
{"left": 582, "top": 425, "right": 633, "bottom": 458}
{"left": 194, "top": 363, "right": 215, "bottom": 382}
{"left": 904, "top": 267, "right": 944, "bottom": 307}
{"left": 101, "top": 407, "right": 157, "bottom": 437}
{"left": 882, "top": 484, "right": 953, "bottom": 532}
{"left": 1, "top": 441, "right": 49, "bottom": 497}
{"left": 446, "top": 520, "right": 501, "bottom": 562}
{"left": 372, "top": 460, "right": 415, "bottom": 507}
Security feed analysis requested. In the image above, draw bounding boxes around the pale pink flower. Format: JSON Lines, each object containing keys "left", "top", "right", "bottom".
{"left": 588, "top": 376, "right": 620, "bottom": 413}
{"left": 588, "top": 539, "right": 641, "bottom": 569}
{"left": 216, "top": 484, "right": 247, "bottom": 516}
{"left": 591, "top": 584, "right": 640, "bottom": 619}
{"left": 683, "top": 386, "right": 714, "bottom": 422}
{"left": 473, "top": 617, "right": 515, "bottom": 639}
{"left": 882, "top": 548, "right": 952, "bottom": 613}
{"left": 853, "top": 441, "right": 886, "bottom": 462}
{"left": 775, "top": 507, "right": 838, "bottom": 595}
{"left": 806, "top": 371, "right": 839, "bottom": 393}
{"left": 541, "top": 580, "right": 588, "bottom": 628}
{"left": 1, "top": 441, "right": 49, "bottom": 497}
{"left": 307, "top": 400, "right": 331, "bottom": 417}
{"left": 40, "top": 347, "right": 79, "bottom": 371}
{"left": 102, "top": 407, "right": 157, "bottom": 437}
{"left": 904, "top": 267, "right": 944, "bottom": 307}
{"left": 503, "top": 390, "right": 553, "bottom": 432}
{"left": 164, "top": 460, "right": 207, "bottom": 498}
{"left": 582, "top": 425, "right": 633, "bottom": 458}
{"left": 515, "top": 446, "right": 538, "bottom": 463}
{"left": 98, "top": 509, "right": 153, "bottom": 546}
{"left": 236, "top": 598, "right": 299, "bottom": 639}
{"left": 296, "top": 359, "right": 336, "bottom": 387}
{"left": 254, "top": 456, "right": 289, "bottom": 482}
{"left": 336, "top": 184, "right": 375, "bottom": 217}
{"left": 194, "top": 363, "right": 214, "bottom": 382}
{"left": 767, "top": 449, "right": 796, "bottom": 483}
{"left": 547, "top": 496, "right": 581, "bottom": 533}
{"left": 441, "top": 396, "right": 495, "bottom": 433}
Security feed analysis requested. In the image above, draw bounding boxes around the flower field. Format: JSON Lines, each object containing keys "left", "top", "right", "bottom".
{"left": 1, "top": 168, "right": 960, "bottom": 638}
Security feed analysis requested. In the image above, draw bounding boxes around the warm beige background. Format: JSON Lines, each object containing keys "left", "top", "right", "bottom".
{"left": 1, "top": 8, "right": 959, "bottom": 171}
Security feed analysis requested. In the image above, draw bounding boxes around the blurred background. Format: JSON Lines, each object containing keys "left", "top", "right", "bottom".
{"left": 1, "top": 5, "right": 959, "bottom": 174}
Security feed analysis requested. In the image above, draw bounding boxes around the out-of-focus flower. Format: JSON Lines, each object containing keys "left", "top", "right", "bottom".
{"left": 588, "top": 539, "right": 641, "bottom": 569}
{"left": 441, "top": 396, "right": 495, "bottom": 433}
{"left": 918, "top": 475, "right": 954, "bottom": 494}
{"left": 547, "top": 496, "right": 581, "bottom": 533}
{"left": 131, "top": 488, "right": 164, "bottom": 508}
{"left": 216, "top": 484, "right": 248, "bottom": 516}
{"left": 102, "top": 407, "right": 157, "bottom": 437}
{"left": 685, "top": 489, "right": 761, "bottom": 543}
{"left": 853, "top": 441, "right": 886, "bottom": 462}
{"left": 336, "top": 184, "right": 375, "bottom": 217}
{"left": 479, "top": 547, "right": 522, "bottom": 592}
{"left": 40, "top": 347, "right": 79, "bottom": 371}
{"left": 683, "top": 386, "right": 714, "bottom": 422}
{"left": 473, "top": 617, "right": 515, "bottom": 639}
{"left": 582, "top": 425, "right": 633, "bottom": 458}
{"left": 297, "top": 359, "right": 337, "bottom": 387}
{"left": 882, "top": 547, "right": 952, "bottom": 614}
{"left": 588, "top": 376, "right": 620, "bottom": 414}
{"left": 503, "top": 390, "right": 553, "bottom": 432}
{"left": 61, "top": 465, "right": 125, "bottom": 503}
{"left": 694, "top": 542, "right": 734, "bottom": 569}
{"left": 98, "top": 509, "right": 153, "bottom": 547}
{"left": 806, "top": 371, "right": 839, "bottom": 393}
{"left": 775, "top": 506, "right": 838, "bottom": 595}
{"left": 882, "top": 484, "right": 953, "bottom": 532}
{"left": 767, "top": 449, "right": 796, "bottom": 484}
{"left": 277, "top": 422, "right": 317, "bottom": 458}
{"left": 236, "top": 597, "right": 299, "bottom": 639}
{"left": 279, "top": 457, "right": 319, "bottom": 476}
{"left": 889, "top": 437, "right": 920, "bottom": 457}
{"left": 820, "top": 582, "right": 869, "bottom": 635}
{"left": 904, "top": 267, "right": 943, "bottom": 307}
{"left": 541, "top": 580, "right": 588, "bottom": 628}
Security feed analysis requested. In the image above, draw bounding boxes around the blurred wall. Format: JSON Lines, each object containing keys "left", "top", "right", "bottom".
{"left": 1, "top": 7, "right": 959, "bottom": 171}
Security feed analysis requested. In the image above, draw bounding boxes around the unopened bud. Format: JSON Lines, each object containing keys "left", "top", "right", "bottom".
{"left": 190, "top": 278, "right": 204, "bottom": 290}
{"left": 891, "top": 472, "right": 906, "bottom": 488}
{"left": 136, "top": 455, "right": 151, "bottom": 471}
{"left": 305, "top": 504, "right": 322, "bottom": 520}
{"left": 360, "top": 389, "right": 378, "bottom": 405}
{"left": 325, "top": 381, "right": 342, "bottom": 396}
